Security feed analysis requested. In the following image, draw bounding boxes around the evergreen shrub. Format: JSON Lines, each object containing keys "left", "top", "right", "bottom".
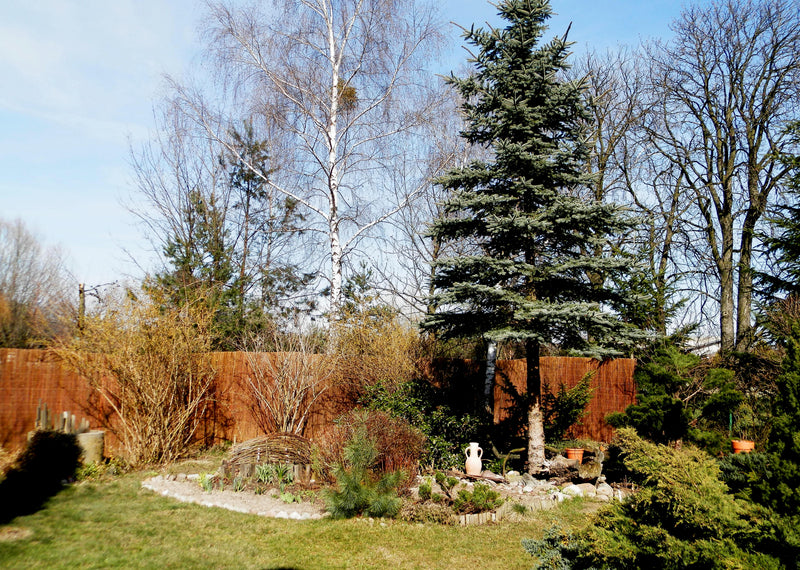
{"left": 323, "top": 415, "right": 404, "bottom": 519}
{"left": 523, "top": 428, "right": 792, "bottom": 569}
{"left": 363, "top": 378, "right": 484, "bottom": 470}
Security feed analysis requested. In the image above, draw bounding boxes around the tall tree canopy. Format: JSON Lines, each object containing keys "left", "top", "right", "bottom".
{"left": 422, "top": 0, "right": 641, "bottom": 471}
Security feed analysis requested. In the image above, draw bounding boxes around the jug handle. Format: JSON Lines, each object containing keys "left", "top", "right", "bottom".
{"left": 477, "top": 447, "right": 483, "bottom": 459}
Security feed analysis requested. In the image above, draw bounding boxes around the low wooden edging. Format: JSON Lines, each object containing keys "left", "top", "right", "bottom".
{"left": 455, "top": 511, "right": 499, "bottom": 526}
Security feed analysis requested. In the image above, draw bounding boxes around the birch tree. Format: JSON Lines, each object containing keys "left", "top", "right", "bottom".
{"left": 180, "top": 0, "right": 444, "bottom": 317}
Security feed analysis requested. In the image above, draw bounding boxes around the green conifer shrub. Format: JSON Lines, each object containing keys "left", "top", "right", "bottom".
{"left": 523, "top": 428, "right": 790, "bottom": 569}
{"left": 324, "top": 418, "right": 403, "bottom": 519}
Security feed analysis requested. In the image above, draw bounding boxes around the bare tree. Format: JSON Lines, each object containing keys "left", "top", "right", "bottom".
{"left": 374, "top": 90, "right": 480, "bottom": 318}
{"left": 645, "top": 0, "right": 800, "bottom": 351}
{"left": 172, "top": 0, "right": 445, "bottom": 317}
{"left": 0, "top": 218, "right": 74, "bottom": 347}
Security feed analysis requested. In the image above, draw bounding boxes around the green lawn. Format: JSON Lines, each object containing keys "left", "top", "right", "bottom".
{"left": 0, "top": 474, "right": 596, "bottom": 569}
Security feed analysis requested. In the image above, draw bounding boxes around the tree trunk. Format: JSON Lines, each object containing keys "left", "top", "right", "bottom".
{"left": 483, "top": 340, "right": 497, "bottom": 415}
{"left": 525, "top": 338, "right": 545, "bottom": 473}
{"left": 719, "top": 216, "right": 736, "bottom": 354}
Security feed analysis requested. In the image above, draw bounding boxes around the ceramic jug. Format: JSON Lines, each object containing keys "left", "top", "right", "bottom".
{"left": 465, "top": 442, "right": 483, "bottom": 476}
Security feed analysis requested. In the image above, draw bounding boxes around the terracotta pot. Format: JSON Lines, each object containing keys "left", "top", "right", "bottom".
{"left": 565, "top": 448, "right": 584, "bottom": 462}
{"left": 732, "top": 440, "right": 755, "bottom": 454}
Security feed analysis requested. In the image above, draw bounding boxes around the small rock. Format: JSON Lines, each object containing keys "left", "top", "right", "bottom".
{"left": 276, "top": 511, "right": 289, "bottom": 518}
{"left": 522, "top": 485, "right": 534, "bottom": 493}
{"left": 576, "top": 483, "right": 596, "bottom": 497}
{"left": 176, "top": 473, "right": 187, "bottom": 482}
{"left": 577, "top": 460, "right": 602, "bottom": 480}
{"left": 551, "top": 455, "right": 580, "bottom": 469}
{"left": 562, "top": 484, "right": 583, "bottom": 497}
{"left": 506, "top": 473, "right": 523, "bottom": 484}
{"left": 186, "top": 473, "right": 200, "bottom": 480}
{"left": 289, "top": 512, "right": 303, "bottom": 520}
{"left": 521, "top": 473, "right": 536, "bottom": 487}
{"left": 596, "top": 482, "right": 614, "bottom": 497}
{"left": 480, "top": 469, "right": 499, "bottom": 479}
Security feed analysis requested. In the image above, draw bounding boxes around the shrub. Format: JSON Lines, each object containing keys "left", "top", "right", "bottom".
{"left": 452, "top": 483, "right": 503, "bottom": 514}
{"left": 324, "top": 419, "right": 404, "bottom": 519}
{"left": 398, "top": 501, "right": 455, "bottom": 525}
{"left": 522, "top": 428, "right": 791, "bottom": 569}
{"left": 363, "top": 378, "right": 484, "bottom": 470}
{"left": 53, "top": 284, "right": 216, "bottom": 466}
{"left": 313, "top": 408, "right": 424, "bottom": 486}
{"left": 240, "top": 330, "right": 337, "bottom": 435}
{"left": 542, "top": 372, "right": 595, "bottom": 441}
{"left": 0, "top": 430, "right": 81, "bottom": 523}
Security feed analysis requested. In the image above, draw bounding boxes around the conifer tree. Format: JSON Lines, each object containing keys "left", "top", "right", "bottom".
{"left": 759, "top": 122, "right": 800, "bottom": 299}
{"left": 423, "top": 0, "right": 641, "bottom": 471}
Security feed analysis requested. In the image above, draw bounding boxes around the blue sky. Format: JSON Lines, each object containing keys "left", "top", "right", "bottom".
{"left": 1, "top": 0, "right": 688, "bottom": 288}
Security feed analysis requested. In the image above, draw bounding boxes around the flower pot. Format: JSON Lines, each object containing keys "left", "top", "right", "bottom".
{"left": 565, "top": 448, "right": 584, "bottom": 462}
{"left": 732, "top": 439, "right": 754, "bottom": 454}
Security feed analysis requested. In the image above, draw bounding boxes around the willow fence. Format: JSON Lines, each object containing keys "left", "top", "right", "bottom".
{"left": 0, "top": 348, "right": 635, "bottom": 453}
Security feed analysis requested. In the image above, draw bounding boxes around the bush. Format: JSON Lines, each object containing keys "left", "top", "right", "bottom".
{"left": 53, "top": 284, "right": 216, "bottom": 466}
{"left": 542, "top": 372, "right": 595, "bottom": 442}
{"left": 313, "top": 408, "right": 424, "bottom": 486}
{"left": 398, "top": 501, "right": 455, "bottom": 525}
{"left": 522, "top": 428, "right": 792, "bottom": 569}
{"left": 324, "top": 418, "right": 404, "bottom": 519}
{"left": 363, "top": 378, "right": 485, "bottom": 470}
{"left": 452, "top": 483, "right": 503, "bottom": 514}
{"left": 0, "top": 430, "right": 81, "bottom": 523}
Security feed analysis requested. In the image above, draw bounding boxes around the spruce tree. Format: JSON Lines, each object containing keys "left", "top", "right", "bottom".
{"left": 422, "top": 0, "right": 641, "bottom": 471}
{"left": 759, "top": 122, "right": 800, "bottom": 299}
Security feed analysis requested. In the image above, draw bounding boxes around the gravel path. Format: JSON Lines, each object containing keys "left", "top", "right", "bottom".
{"left": 141, "top": 475, "right": 326, "bottom": 520}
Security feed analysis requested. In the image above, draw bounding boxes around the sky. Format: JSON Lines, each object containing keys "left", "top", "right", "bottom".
{"left": 0, "top": 0, "right": 688, "bottom": 291}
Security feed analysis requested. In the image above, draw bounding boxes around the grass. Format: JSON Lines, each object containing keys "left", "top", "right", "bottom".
{"left": 0, "top": 473, "right": 598, "bottom": 569}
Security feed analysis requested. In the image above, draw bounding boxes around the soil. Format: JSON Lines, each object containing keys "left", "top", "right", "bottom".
{"left": 141, "top": 474, "right": 327, "bottom": 520}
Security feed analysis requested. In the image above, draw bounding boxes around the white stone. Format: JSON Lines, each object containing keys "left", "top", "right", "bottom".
{"left": 561, "top": 484, "right": 583, "bottom": 497}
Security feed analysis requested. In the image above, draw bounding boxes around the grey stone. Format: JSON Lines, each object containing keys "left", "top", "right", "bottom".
{"left": 562, "top": 484, "right": 583, "bottom": 497}
{"left": 577, "top": 460, "right": 603, "bottom": 480}
{"left": 576, "top": 483, "right": 597, "bottom": 497}
{"left": 596, "top": 482, "right": 614, "bottom": 497}
{"left": 551, "top": 455, "right": 579, "bottom": 469}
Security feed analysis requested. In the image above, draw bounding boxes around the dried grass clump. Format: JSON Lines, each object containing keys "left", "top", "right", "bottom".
{"left": 0, "top": 445, "right": 17, "bottom": 479}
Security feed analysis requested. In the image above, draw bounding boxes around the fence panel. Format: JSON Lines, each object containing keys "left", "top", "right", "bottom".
{"left": 1, "top": 349, "right": 636, "bottom": 453}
